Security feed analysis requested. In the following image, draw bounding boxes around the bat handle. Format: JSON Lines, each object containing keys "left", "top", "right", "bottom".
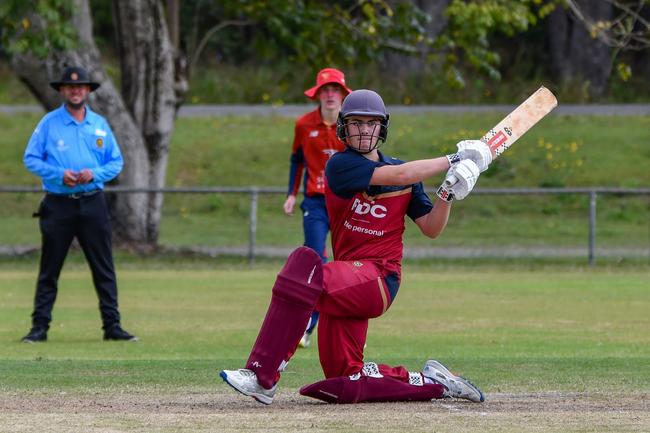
{"left": 436, "top": 174, "right": 458, "bottom": 202}
{"left": 443, "top": 174, "right": 458, "bottom": 187}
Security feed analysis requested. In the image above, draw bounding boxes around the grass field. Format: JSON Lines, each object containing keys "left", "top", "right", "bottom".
{"left": 1, "top": 112, "right": 649, "bottom": 256}
{"left": 1, "top": 258, "right": 649, "bottom": 432}
{"left": 1, "top": 101, "right": 648, "bottom": 431}
{"left": 4, "top": 111, "right": 648, "bottom": 187}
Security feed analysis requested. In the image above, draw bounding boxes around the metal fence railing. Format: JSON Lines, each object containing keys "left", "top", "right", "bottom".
{"left": 1, "top": 186, "right": 649, "bottom": 264}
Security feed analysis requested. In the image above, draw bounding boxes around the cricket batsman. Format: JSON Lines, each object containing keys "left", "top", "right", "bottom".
{"left": 220, "top": 89, "right": 490, "bottom": 404}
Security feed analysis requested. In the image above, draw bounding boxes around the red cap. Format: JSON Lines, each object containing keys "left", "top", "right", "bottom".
{"left": 304, "top": 68, "right": 352, "bottom": 99}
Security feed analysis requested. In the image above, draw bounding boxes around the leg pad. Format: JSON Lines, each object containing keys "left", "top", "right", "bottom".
{"left": 246, "top": 247, "right": 323, "bottom": 388}
{"left": 299, "top": 375, "right": 445, "bottom": 404}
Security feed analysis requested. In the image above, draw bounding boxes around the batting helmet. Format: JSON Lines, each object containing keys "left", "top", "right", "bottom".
{"left": 336, "top": 89, "right": 390, "bottom": 151}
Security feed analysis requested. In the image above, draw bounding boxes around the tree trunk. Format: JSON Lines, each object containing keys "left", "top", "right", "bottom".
{"left": 383, "top": 0, "right": 452, "bottom": 73}
{"left": 11, "top": 0, "right": 180, "bottom": 248}
{"left": 112, "top": 0, "right": 177, "bottom": 246}
{"left": 547, "top": 0, "right": 613, "bottom": 97}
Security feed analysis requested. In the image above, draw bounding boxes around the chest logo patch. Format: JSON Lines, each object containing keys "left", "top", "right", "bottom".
{"left": 309, "top": 130, "right": 319, "bottom": 138}
{"left": 353, "top": 261, "right": 363, "bottom": 267}
{"left": 351, "top": 198, "right": 387, "bottom": 218}
{"left": 96, "top": 138, "right": 104, "bottom": 148}
{"left": 56, "top": 139, "right": 67, "bottom": 151}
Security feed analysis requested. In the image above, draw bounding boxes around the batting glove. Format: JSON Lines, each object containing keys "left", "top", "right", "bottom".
{"left": 456, "top": 139, "right": 492, "bottom": 172}
{"left": 436, "top": 159, "right": 481, "bottom": 202}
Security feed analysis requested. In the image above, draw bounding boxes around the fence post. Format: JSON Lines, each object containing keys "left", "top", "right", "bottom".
{"left": 588, "top": 190, "right": 597, "bottom": 265}
{"left": 248, "top": 188, "right": 259, "bottom": 264}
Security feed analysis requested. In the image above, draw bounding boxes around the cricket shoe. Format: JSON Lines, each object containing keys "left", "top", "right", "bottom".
{"left": 220, "top": 369, "right": 276, "bottom": 405}
{"left": 21, "top": 327, "right": 47, "bottom": 343}
{"left": 422, "top": 360, "right": 484, "bottom": 403}
{"left": 298, "top": 332, "right": 311, "bottom": 348}
{"left": 103, "top": 324, "right": 138, "bottom": 342}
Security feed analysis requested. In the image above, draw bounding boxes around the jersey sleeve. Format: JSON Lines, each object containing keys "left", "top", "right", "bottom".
{"left": 91, "top": 119, "right": 124, "bottom": 182}
{"left": 23, "top": 115, "right": 65, "bottom": 184}
{"left": 407, "top": 181, "right": 434, "bottom": 221}
{"left": 325, "top": 150, "right": 378, "bottom": 198}
{"left": 287, "top": 122, "right": 305, "bottom": 196}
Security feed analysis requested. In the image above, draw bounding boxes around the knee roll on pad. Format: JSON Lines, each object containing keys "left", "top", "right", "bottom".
{"left": 272, "top": 246, "right": 323, "bottom": 307}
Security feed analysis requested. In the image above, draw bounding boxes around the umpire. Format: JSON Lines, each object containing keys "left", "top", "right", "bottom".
{"left": 21, "top": 66, "right": 137, "bottom": 343}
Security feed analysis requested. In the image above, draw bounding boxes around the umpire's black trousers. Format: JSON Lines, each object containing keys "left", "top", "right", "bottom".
{"left": 31, "top": 190, "right": 121, "bottom": 330}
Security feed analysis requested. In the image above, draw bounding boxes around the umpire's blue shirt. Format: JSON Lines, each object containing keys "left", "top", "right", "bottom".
{"left": 23, "top": 104, "right": 123, "bottom": 194}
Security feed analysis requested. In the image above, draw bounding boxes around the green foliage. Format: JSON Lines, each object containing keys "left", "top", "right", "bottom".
{"left": 440, "top": 0, "right": 561, "bottom": 86}
{"left": 5, "top": 0, "right": 648, "bottom": 100}
{"left": 0, "top": 0, "right": 76, "bottom": 57}
{"left": 182, "top": 0, "right": 571, "bottom": 90}
{"left": 183, "top": 0, "right": 430, "bottom": 69}
{"left": 616, "top": 61, "right": 632, "bottom": 81}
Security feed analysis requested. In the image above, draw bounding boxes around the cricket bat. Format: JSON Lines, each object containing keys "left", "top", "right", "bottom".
{"left": 438, "top": 86, "right": 558, "bottom": 201}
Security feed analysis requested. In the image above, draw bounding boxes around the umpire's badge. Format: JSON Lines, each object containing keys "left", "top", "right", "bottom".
{"left": 96, "top": 138, "right": 103, "bottom": 148}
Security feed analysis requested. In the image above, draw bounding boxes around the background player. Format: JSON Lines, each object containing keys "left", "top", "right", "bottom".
{"left": 282, "top": 68, "right": 352, "bottom": 348}
{"left": 221, "top": 89, "right": 491, "bottom": 404}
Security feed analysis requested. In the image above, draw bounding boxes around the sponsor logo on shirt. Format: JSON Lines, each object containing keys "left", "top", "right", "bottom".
{"left": 95, "top": 129, "right": 107, "bottom": 137}
{"left": 351, "top": 198, "right": 387, "bottom": 218}
{"left": 344, "top": 220, "right": 385, "bottom": 237}
{"left": 309, "top": 130, "right": 319, "bottom": 137}
{"left": 322, "top": 148, "right": 337, "bottom": 157}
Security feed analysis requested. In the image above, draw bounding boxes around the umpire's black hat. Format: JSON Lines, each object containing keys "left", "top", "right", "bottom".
{"left": 49, "top": 66, "right": 100, "bottom": 92}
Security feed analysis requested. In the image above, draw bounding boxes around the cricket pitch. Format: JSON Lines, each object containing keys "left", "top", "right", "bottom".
{"left": 1, "top": 390, "right": 648, "bottom": 433}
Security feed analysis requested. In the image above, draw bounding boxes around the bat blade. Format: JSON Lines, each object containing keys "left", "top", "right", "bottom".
{"left": 481, "top": 86, "right": 558, "bottom": 158}
{"left": 440, "top": 86, "right": 558, "bottom": 193}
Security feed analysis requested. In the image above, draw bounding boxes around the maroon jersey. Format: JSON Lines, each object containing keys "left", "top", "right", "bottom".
{"left": 324, "top": 149, "right": 433, "bottom": 277}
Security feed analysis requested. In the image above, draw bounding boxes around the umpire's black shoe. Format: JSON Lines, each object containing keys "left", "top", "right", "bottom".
{"left": 21, "top": 327, "right": 47, "bottom": 343}
{"left": 103, "top": 324, "right": 138, "bottom": 342}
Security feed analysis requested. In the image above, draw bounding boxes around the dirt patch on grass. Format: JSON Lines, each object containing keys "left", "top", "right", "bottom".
{"left": 1, "top": 390, "right": 649, "bottom": 433}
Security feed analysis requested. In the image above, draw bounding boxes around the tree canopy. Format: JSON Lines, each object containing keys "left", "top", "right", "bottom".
{"left": 3, "top": 0, "right": 649, "bottom": 94}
